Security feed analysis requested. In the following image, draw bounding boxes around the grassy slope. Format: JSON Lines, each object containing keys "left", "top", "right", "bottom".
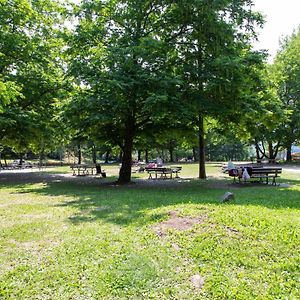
{"left": 0, "top": 164, "right": 299, "bottom": 299}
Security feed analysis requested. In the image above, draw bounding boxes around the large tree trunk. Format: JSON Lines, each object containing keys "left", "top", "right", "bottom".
{"left": 19, "top": 154, "right": 24, "bottom": 166}
{"left": 267, "top": 141, "right": 281, "bottom": 163}
{"left": 168, "top": 140, "right": 176, "bottom": 162}
{"left": 169, "top": 148, "right": 174, "bottom": 163}
{"left": 77, "top": 142, "right": 82, "bottom": 164}
{"left": 286, "top": 142, "right": 292, "bottom": 162}
{"left": 137, "top": 150, "right": 142, "bottom": 161}
{"left": 145, "top": 149, "right": 149, "bottom": 163}
{"left": 268, "top": 141, "right": 274, "bottom": 161}
{"left": 92, "top": 145, "right": 97, "bottom": 164}
{"left": 198, "top": 114, "right": 206, "bottom": 179}
{"left": 104, "top": 150, "right": 110, "bottom": 163}
{"left": 118, "top": 119, "right": 135, "bottom": 184}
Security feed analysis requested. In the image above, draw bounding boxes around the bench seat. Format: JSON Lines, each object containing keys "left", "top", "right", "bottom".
{"left": 229, "top": 167, "right": 282, "bottom": 185}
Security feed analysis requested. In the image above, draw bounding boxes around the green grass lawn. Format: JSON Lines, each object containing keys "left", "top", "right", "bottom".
{"left": 0, "top": 164, "right": 299, "bottom": 299}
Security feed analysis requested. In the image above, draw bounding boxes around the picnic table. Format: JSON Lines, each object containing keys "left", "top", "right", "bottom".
{"left": 145, "top": 166, "right": 182, "bottom": 179}
{"left": 0, "top": 160, "right": 33, "bottom": 170}
{"left": 70, "top": 164, "right": 107, "bottom": 177}
{"left": 229, "top": 166, "right": 282, "bottom": 185}
{"left": 70, "top": 164, "right": 96, "bottom": 176}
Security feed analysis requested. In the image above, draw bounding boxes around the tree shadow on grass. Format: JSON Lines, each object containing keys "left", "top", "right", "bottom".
{"left": 1, "top": 171, "right": 299, "bottom": 227}
{"left": 43, "top": 179, "right": 222, "bottom": 226}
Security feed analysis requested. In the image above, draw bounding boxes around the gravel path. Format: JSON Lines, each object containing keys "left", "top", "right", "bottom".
{"left": 282, "top": 166, "right": 300, "bottom": 173}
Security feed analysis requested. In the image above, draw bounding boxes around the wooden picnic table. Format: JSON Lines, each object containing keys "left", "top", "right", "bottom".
{"left": 145, "top": 166, "right": 182, "bottom": 179}
{"left": 70, "top": 164, "right": 96, "bottom": 176}
{"left": 171, "top": 166, "right": 182, "bottom": 178}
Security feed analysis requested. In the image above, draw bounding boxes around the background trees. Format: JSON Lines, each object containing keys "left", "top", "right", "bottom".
{"left": 239, "top": 27, "right": 300, "bottom": 163}
{"left": 0, "top": 0, "right": 66, "bottom": 159}
{"left": 1, "top": 0, "right": 299, "bottom": 177}
{"left": 271, "top": 28, "right": 300, "bottom": 161}
{"left": 66, "top": 0, "right": 269, "bottom": 183}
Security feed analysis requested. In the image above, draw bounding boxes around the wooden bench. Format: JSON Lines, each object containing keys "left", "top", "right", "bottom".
{"left": 250, "top": 167, "right": 282, "bottom": 185}
{"left": 229, "top": 167, "right": 282, "bottom": 185}
{"left": 292, "top": 153, "right": 300, "bottom": 161}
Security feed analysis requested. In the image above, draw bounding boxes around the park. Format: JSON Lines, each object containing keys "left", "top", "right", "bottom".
{"left": 0, "top": 162, "right": 299, "bottom": 298}
{"left": 1, "top": 0, "right": 300, "bottom": 299}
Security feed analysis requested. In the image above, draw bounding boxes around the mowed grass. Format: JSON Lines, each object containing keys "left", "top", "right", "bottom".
{"left": 0, "top": 164, "right": 299, "bottom": 299}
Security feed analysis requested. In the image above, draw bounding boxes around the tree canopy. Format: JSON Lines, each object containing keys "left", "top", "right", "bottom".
{"left": 271, "top": 28, "right": 300, "bottom": 160}
{"left": 0, "top": 0, "right": 66, "bottom": 155}
{"left": 66, "top": 0, "right": 266, "bottom": 183}
{"left": 1, "top": 0, "right": 299, "bottom": 179}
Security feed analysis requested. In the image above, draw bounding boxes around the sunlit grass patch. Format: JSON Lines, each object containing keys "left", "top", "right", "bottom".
{"left": 0, "top": 165, "right": 299, "bottom": 299}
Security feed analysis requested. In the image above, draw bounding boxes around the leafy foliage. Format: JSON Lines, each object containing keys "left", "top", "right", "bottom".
{"left": 0, "top": 0, "right": 67, "bottom": 154}
{"left": 68, "top": 0, "right": 186, "bottom": 182}
{"left": 271, "top": 28, "right": 300, "bottom": 160}
{"left": 67, "top": 0, "right": 265, "bottom": 182}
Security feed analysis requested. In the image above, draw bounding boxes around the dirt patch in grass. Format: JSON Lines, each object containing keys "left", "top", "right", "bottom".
{"left": 153, "top": 211, "right": 208, "bottom": 236}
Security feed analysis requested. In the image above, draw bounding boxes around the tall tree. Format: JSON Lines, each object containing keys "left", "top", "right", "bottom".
{"left": 169, "top": 0, "right": 264, "bottom": 178}
{"left": 69, "top": 0, "right": 185, "bottom": 183}
{"left": 0, "top": 0, "right": 66, "bottom": 155}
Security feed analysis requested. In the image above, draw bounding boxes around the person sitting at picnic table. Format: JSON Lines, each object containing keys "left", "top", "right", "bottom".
{"left": 227, "top": 161, "right": 239, "bottom": 177}
{"left": 223, "top": 160, "right": 235, "bottom": 174}
{"left": 228, "top": 160, "right": 235, "bottom": 171}
{"left": 146, "top": 162, "right": 156, "bottom": 168}
{"left": 156, "top": 157, "right": 163, "bottom": 167}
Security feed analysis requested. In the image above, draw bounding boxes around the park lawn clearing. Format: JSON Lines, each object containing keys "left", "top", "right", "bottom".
{"left": 0, "top": 167, "right": 299, "bottom": 299}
